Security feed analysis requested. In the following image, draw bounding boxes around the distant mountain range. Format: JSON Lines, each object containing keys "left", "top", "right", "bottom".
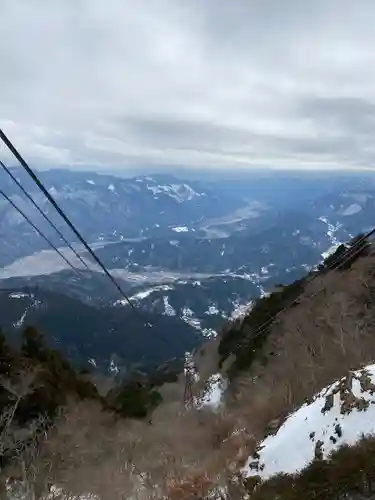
{"left": 0, "top": 169, "right": 252, "bottom": 267}
{"left": 2, "top": 168, "right": 375, "bottom": 372}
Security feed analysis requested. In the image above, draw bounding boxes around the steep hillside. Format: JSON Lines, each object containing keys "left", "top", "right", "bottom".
{"left": 189, "top": 234, "right": 375, "bottom": 496}
{"left": 242, "top": 364, "right": 375, "bottom": 480}
{"left": 214, "top": 234, "right": 371, "bottom": 379}
{"left": 3, "top": 234, "right": 375, "bottom": 500}
{"left": 245, "top": 435, "right": 375, "bottom": 499}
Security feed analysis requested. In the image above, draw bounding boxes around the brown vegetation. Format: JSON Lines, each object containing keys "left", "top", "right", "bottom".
{"left": 248, "top": 435, "right": 375, "bottom": 499}
{"left": 3, "top": 243, "right": 375, "bottom": 499}
{"left": 0, "top": 367, "right": 51, "bottom": 499}
{"left": 226, "top": 251, "right": 375, "bottom": 442}
{"left": 1, "top": 391, "right": 253, "bottom": 499}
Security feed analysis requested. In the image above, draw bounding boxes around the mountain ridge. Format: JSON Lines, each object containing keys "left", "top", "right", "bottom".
{"left": 0, "top": 286, "right": 201, "bottom": 373}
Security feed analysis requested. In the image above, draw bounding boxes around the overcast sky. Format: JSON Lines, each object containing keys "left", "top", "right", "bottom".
{"left": 1, "top": 0, "right": 375, "bottom": 172}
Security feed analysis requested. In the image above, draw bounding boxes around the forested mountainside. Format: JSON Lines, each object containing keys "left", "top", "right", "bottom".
{"left": 3, "top": 233, "right": 375, "bottom": 499}
{"left": 0, "top": 288, "right": 201, "bottom": 372}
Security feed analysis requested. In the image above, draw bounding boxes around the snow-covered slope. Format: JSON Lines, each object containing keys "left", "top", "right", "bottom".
{"left": 146, "top": 181, "right": 203, "bottom": 203}
{"left": 242, "top": 364, "right": 375, "bottom": 480}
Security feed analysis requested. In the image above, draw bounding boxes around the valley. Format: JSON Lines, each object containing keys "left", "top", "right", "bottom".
{"left": 2, "top": 168, "right": 375, "bottom": 374}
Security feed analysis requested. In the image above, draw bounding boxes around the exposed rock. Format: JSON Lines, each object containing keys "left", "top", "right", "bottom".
{"left": 322, "top": 393, "right": 334, "bottom": 414}
{"left": 248, "top": 461, "right": 259, "bottom": 471}
{"left": 334, "top": 423, "right": 343, "bottom": 438}
{"left": 314, "top": 440, "right": 324, "bottom": 460}
{"left": 267, "top": 418, "right": 281, "bottom": 432}
{"left": 359, "top": 370, "right": 375, "bottom": 394}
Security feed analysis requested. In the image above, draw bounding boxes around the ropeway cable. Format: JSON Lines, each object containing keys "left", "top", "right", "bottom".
{"left": 0, "top": 128, "right": 152, "bottom": 327}
{"left": 0, "top": 188, "right": 81, "bottom": 275}
{"left": 0, "top": 159, "right": 91, "bottom": 271}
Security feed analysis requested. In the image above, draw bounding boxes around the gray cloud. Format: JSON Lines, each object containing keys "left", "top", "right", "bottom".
{"left": 1, "top": 0, "right": 375, "bottom": 171}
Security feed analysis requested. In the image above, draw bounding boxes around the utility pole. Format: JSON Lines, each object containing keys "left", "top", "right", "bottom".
{"left": 183, "top": 352, "right": 197, "bottom": 407}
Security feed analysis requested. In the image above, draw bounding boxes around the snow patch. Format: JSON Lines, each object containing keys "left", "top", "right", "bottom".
{"left": 195, "top": 373, "right": 227, "bottom": 410}
{"left": 147, "top": 183, "right": 201, "bottom": 203}
{"left": 340, "top": 203, "right": 362, "bottom": 216}
{"left": 318, "top": 216, "right": 342, "bottom": 246}
{"left": 13, "top": 309, "right": 27, "bottom": 329}
{"left": 108, "top": 183, "right": 115, "bottom": 192}
{"left": 205, "top": 304, "right": 220, "bottom": 315}
{"left": 86, "top": 179, "right": 95, "bottom": 185}
{"left": 169, "top": 183, "right": 201, "bottom": 202}
{"left": 169, "top": 240, "right": 180, "bottom": 247}
{"left": 231, "top": 300, "right": 255, "bottom": 320}
{"left": 9, "top": 292, "right": 31, "bottom": 299}
{"left": 182, "top": 306, "right": 194, "bottom": 317}
{"left": 109, "top": 359, "right": 120, "bottom": 374}
{"left": 259, "top": 287, "right": 270, "bottom": 298}
{"left": 321, "top": 243, "right": 343, "bottom": 260}
{"left": 172, "top": 226, "right": 189, "bottom": 233}
{"left": 113, "top": 285, "right": 174, "bottom": 306}
{"left": 181, "top": 307, "right": 201, "bottom": 329}
{"left": 163, "top": 296, "right": 176, "bottom": 316}
{"left": 180, "top": 307, "right": 217, "bottom": 337}
{"left": 201, "top": 328, "right": 217, "bottom": 339}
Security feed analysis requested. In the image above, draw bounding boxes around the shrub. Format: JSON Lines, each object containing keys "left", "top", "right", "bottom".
{"left": 247, "top": 436, "right": 375, "bottom": 499}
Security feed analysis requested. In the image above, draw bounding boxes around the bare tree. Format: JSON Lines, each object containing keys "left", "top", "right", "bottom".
{"left": 0, "top": 366, "right": 53, "bottom": 500}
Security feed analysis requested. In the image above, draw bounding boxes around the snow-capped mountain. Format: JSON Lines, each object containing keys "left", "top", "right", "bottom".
{"left": 4, "top": 168, "right": 374, "bottom": 269}
{"left": 0, "top": 168, "right": 254, "bottom": 267}
{"left": 2, "top": 168, "right": 375, "bottom": 273}
{"left": 242, "top": 363, "right": 375, "bottom": 481}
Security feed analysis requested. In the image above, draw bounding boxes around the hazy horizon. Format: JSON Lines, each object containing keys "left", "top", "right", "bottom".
{"left": 6, "top": 163, "right": 375, "bottom": 184}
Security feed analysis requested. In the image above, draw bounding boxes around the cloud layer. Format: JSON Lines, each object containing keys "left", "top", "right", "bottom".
{"left": 1, "top": 0, "right": 375, "bottom": 171}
